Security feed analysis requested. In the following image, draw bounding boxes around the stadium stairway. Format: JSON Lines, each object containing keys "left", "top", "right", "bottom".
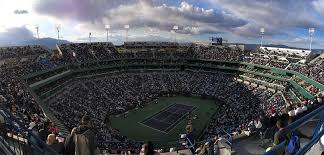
{"left": 23, "top": 83, "right": 71, "bottom": 137}
{"left": 40, "top": 107, "right": 70, "bottom": 137}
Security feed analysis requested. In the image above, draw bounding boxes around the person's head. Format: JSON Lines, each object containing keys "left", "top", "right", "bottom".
{"left": 188, "top": 120, "right": 192, "bottom": 125}
{"left": 204, "top": 142, "right": 209, "bottom": 148}
{"left": 46, "top": 134, "right": 57, "bottom": 145}
{"left": 71, "top": 127, "right": 77, "bottom": 134}
{"left": 288, "top": 118, "right": 294, "bottom": 125}
{"left": 318, "top": 93, "right": 323, "bottom": 103}
{"left": 11, "top": 104, "right": 17, "bottom": 112}
{"left": 43, "top": 121, "right": 50, "bottom": 129}
{"left": 28, "top": 122, "right": 36, "bottom": 130}
{"left": 143, "top": 141, "right": 155, "bottom": 155}
{"left": 186, "top": 125, "right": 192, "bottom": 133}
{"left": 0, "top": 95, "right": 5, "bottom": 104}
{"left": 281, "top": 108, "right": 287, "bottom": 114}
{"left": 276, "top": 120, "right": 284, "bottom": 129}
{"left": 303, "top": 101, "right": 307, "bottom": 106}
{"left": 81, "top": 115, "right": 92, "bottom": 127}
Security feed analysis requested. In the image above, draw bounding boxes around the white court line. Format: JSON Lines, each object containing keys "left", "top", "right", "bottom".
{"left": 163, "top": 106, "right": 197, "bottom": 133}
{"left": 138, "top": 121, "right": 169, "bottom": 134}
{"left": 140, "top": 103, "right": 176, "bottom": 124}
{"left": 139, "top": 103, "right": 196, "bottom": 134}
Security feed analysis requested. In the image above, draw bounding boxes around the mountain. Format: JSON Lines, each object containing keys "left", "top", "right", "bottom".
{"left": 241, "top": 43, "right": 323, "bottom": 53}
{"left": 21, "top": 38, "right": 71, "bottom": 49}
{"left": 0, "top": 37, "right": 71, "bottom": 49}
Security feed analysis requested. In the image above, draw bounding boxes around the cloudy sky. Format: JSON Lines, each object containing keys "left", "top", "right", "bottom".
{"left": 0, "top": 0, "right": 323, "bottom": 48}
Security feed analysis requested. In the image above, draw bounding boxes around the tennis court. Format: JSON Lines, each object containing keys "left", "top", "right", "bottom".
{"left": 140, "top": 104, "right": 196, "bottom": 133}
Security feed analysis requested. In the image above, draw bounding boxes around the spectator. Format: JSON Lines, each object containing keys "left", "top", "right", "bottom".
{"left": 212, "top": 136, "right": 220, "bottom": 155}
{"left": 140, "top": 141, "right": 160, "bottom": 155}
{"left": 273, "top": 120, "right": 291, "bottom": 146}
{"left": 185, "top": 125, "right": 195, "bottom": 154}
{"left": 64, "top": 127, "right": 77, "bottom": 155}
{"left": 279, "top": 108, "right": 289, "bottom": 124}
{"left": 39, "top": 122, "right": 51, "bottom": 142}
{"left": 28, "top": 121, "right": 40, "bottom": 146}
{"left": 199, "top": 142, "right": 211, "bottom": 155}
{"left": 273, "top": 120, "right": 292, "bottom": 155}
{"left": 301, "top": 102, "right": 308, "bottom": 113}
{"left": 47, "top": 133, "right": 64, "bottom": 154}
{"left": 294, "top": 104, "right": 303, "bottom": 116}
{"left": 73, "top": 115, "right": 99, "bottom": 155}
{"left": 0, "top": 95, "right": 6, "bottom": 105}
{"left": 0, "top": 95, "right": 5, "bottom": 137}
{"left": 287, "top": 106, "right": 296, "bottom": 118}
{"left": 49, "top": 123, "right": 58, "bottom": 134}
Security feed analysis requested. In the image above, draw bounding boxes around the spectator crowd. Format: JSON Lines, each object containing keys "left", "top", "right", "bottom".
{"left": 0, "top": 42, "right": 323, "bottom": 154}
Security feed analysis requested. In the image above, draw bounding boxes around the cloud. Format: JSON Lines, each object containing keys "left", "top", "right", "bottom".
{"left": 0, "top": 26, "right": 35, "bottom": 46}
{"left": 269, "top": 37, "right": 324, "bottom": 49}
{"left": 33, "top": 0, "right": 247, "bottom": 35}
{"left": 313, "top": 0, "right": 324, "bottom": 15}
{"left": 208, "top": 0, "right": 323, "bottom": 37}
{"left": 14, "top": 9, "right": 29, "bottom": 14}
{"left": 30, "top": 0, "right": 324, "bottom": 49}
{"left": 34, "top": 0, "right": 135, "bottom": 22}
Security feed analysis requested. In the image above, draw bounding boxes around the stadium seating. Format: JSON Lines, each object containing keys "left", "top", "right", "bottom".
{"left": 0, "top": 42, "right": 323, "bottom": 154}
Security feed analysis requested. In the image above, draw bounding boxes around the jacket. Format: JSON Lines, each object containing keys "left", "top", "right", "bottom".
{"left": 73, "top": 125, "right": 99, "bottom": 155}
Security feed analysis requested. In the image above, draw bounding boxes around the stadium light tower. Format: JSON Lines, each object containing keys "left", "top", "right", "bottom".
{"left": 173, "top": 25, "right": 178, "bottom": 42}
{"left": 89, "top": 32, "right": 92, "bottom": 43}
{"left": 124, "top": 24, "right": 130, "bottom": 42}
{"left": 35, "top": 26, "right": 40, "bottom": 41}
{"left": 105, "top": 24, "right": 110, "bottom": 42}
{"left": 309, "top": 28, "right": 315, "bottom": 52}
{"left": 260, "top": 27, "right": 265, "bottom": 48}
{"left": 56, "top": 25, "right": 61, "bottom": 44}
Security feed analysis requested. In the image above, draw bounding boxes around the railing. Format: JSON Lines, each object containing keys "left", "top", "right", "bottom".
{"left": 296, "top": 112, "right": 324, "bottom": 155}
{"left": 0, "top": 106, "right": 59, "bottom": 155}
{"left": 263, "top": 105, "right": 324, "bottom": 155}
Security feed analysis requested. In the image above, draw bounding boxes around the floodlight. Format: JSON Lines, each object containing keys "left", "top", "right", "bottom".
{"left": 105, "top": 24, "right": 110, "bottom": 30}
{"left": 172, "top": 25, "right": 179, "bottom": 42}
{"left": 56, "top": 24, "right": 61, "bottom": 32}
{"left": 260, "top": 27, "right": 265, "bottom": 48}
{"left": 35, "top": 26, "right": 40, "bottom": 40}
{"left": 260, "top": 27, "right": 265, "bottom": 34}
{"left": 89, "top": 32, "right": 92, "bottom": 43}
{"left": 105, "top": 25, "right": 111, "bottom": 42}
{"left": 55, "top": 24, "right": 61, "bottom": 44}
{"left": 309, "top": 28, "right": 315, "bottom": 34}
{"left": 309, "top": 28, "right": 315, "bottom": 52}
{"left": 124, "top": 25, "right": 130, "bottom": 41}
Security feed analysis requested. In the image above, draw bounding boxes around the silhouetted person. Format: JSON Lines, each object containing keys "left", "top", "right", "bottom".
{"left": 65, "top": 115, "right": 99, "bottom": 155}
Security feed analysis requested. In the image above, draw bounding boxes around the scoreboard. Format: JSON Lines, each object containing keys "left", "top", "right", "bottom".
{"left": 209, "top": 37, "right": 223, "bottom": 45}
